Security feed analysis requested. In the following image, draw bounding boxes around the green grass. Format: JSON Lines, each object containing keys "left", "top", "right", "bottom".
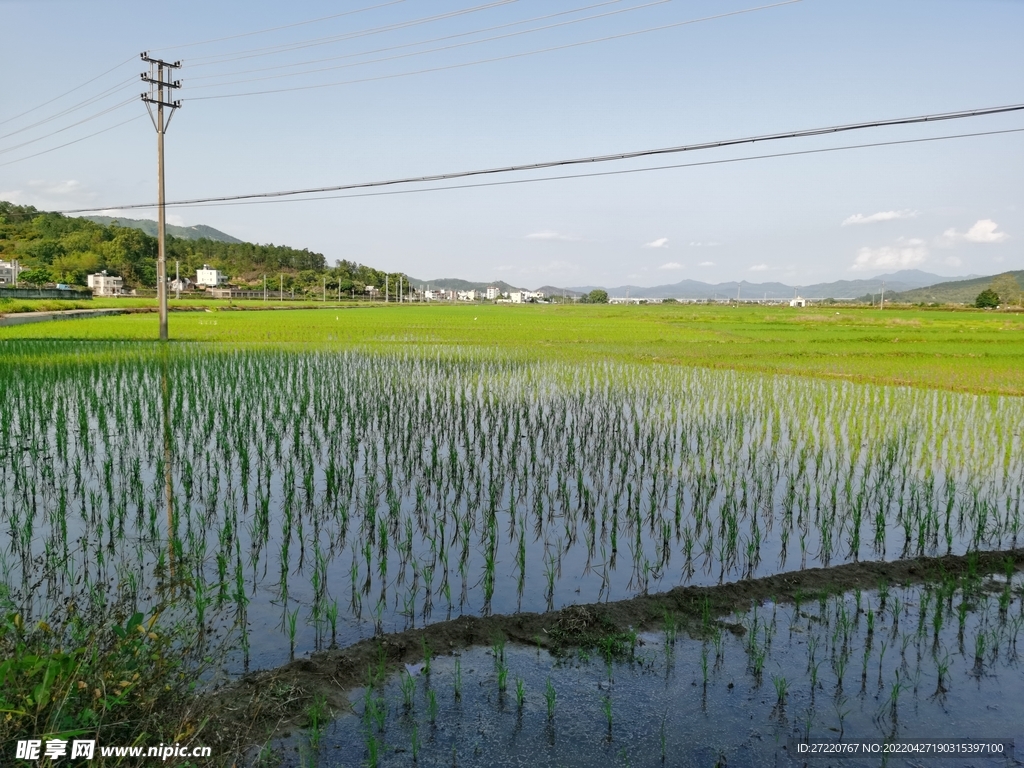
{"left": 0, "top": 296, "right": 375, "bottom": 314}
{"left": 2, "top": 303, "right": 1021, "bottom": 394}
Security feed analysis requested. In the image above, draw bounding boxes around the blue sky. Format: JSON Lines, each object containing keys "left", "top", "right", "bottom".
{"left": 2, "top": 0, "right": 1021, "bottom": 288}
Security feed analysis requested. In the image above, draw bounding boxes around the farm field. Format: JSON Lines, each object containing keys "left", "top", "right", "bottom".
{"left": 2, "top": 303, "right": 1023, "bottom": 393}
{"left": 1, "top": 306, "right": 1023, "bottom": 765}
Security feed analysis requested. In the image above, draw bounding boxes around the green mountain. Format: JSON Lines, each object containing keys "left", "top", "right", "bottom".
{"left": 81, "top": 216, "right": 242, "bottom": 244}
{"left": 884, "top": 271, "right": 1024, "bottom": 304}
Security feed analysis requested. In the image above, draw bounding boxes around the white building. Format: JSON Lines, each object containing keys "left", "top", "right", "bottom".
{"left": 789, "top": 296, "right": 807, "bottom": 308}
{"left": 0, "top": 259, "right": 22, "bottom": 285}
{"left": 457, "top": 290, "right": 478, "bottom": 302}
{"left": 485, "top": 286, "right": 500, "bottom": 300}
{"left": 87, "top": 272, "right": 124, "bottom": 296}
{"left": 509, "top": 291, "right": 524, "bottom": 304}
{"left": 425, "top": 289, "right": 455, "bottom": 301}
{"left": 196, "top": 264, "right": 228, "bottom": 287}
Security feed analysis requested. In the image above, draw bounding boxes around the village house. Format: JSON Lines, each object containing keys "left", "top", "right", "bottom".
{"left": 196, "top": 265, "right": 229, "bottom": 287}
{"left": 87, "top": 271, "right": 124, "bottom": 297}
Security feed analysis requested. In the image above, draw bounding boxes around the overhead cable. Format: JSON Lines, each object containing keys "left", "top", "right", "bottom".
{"left": 150, "top": 0, "right": 409, "bottom": 52}
{"left": 0, "top": 56, "right": 136, "bottom": 128}
{"left": 188, "top": 0, "right": 680, "bottom": 89}
{"left": 186, "top": 0, "right": 633, "bottom": 82}
{"left": 188, "top": 1, "right": 801, "bottom": 99}
{"left": 53, "top": 102, "right": 1024, "bottom": 213}
{"left": 0, "top": 115, "right": 146, "bottom": 169}
{"left": 185, "top": 0, "right": 519, "bottom": 67}
{"left": 151, "top": 127, "right": 1024, "bottom": 211}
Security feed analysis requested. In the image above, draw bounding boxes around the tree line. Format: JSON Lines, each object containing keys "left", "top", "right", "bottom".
{"left": 0, "top": 202, "right": 408, "bottom": 296}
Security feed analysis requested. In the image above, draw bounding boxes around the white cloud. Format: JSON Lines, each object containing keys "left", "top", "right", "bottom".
{"left": 749, "top": 264, "right": 771, "bottom": 272}
{"left": 2, "top": 179, "right": 98, "bottom": 211}
{"left": 643, "top": 237, "right": 669, "bottom": 249}
{"left": 525, "top": 230, "right": 580, "bottom": 241}
{"left": 658, "top": 262, "right": 683, "bottom": 270}
{"left": 940, "top": 219, "right": 1008, "bottom": 245}
{"left": 28, "top": 179, "right": 89, "bottom": 197}
{"left": 689, "top": 241, "right": 721, "bottom": 247}
{"left": 698, "top": 261, "right": 715, "bottom": 267}
{"left": 943, "top": 256, "right": 963, "bottom": 267}
{"left": 841, "top": 209, "right": 918, "bottom": 226}
{"left": 851, "top": 239, "right": 928, "bottom": 271}
{"left": 536, "top": 260, "right": 579, "bottom": 273}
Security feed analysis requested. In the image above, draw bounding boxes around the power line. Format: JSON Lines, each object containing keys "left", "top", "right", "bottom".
{"left": 188, "top": 0, "right": 683, "bottom": 91}
{"left": 185, "top": 0, "right": 519, "bottom": 67}
{"left": 0, "top": 115, "right": 145, "bottom": 169}
{"left": 150, "top": 0, "right": 409, "bottom": 53}
{"left": 186, "top": 0, "right": 633, "bottom": 83}
{"left": 0, "top": 56, "right": 136, "bottom": 128}
{"left": 0, "top": 97, "right": 138, "bottom": 156}
{"left": 188, "top": 0, "right": 801, "bottom": 100}
{"left": 54, "top": 102, "right": 1024, "bottom": 213}
{"left": 63, "top": 127, "right": 1024, "bottom": 213}
{"left": 0, "top": 77, "right": 137, "bottom": 141}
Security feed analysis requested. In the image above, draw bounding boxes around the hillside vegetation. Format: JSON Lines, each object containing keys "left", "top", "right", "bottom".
{"left": 81, "top": 215, "right": 243, "bottom": 244}
{"left": 886, "top": 270, "right": 1024, "bottom": 305}
{"left": 0, "top": 201, "right": 406, "bottom": 295}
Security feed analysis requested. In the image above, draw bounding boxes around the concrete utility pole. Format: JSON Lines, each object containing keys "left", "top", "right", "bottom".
{"left": 263, "top": 274, "right": 267, "bottom": 302}
{"left": 175, "top": 260, "right": 180, "bottom": 300}
{"left": 880, "top": 281, "right": 885, "bottom": 310}
{"left": 141, "top": 53, "right": 181, "bottom": 342}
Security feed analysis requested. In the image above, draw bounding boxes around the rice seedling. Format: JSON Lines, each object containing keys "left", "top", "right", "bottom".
{"left": 427, "top": 690, "right": 438, "bottom": 724}
{"left": 400, "top": 670, "right": 416, "bottom": 710}
{"left": 287, "top": 608, "right": 299, "bottom": 660}
{"left": 305, "top": 693, "right": 328, "bottom": 751}
{"left": 422, "top": 637, "right": 432, "bottom": 675}
{"left": 772, "top": 673, "right": 789, "bottom": 705}
{"left": 411, "top": 724, "right": 420, "bottom": 763}
{"left": 497, "top": 661, "right": 509, "bottom": 693}
{"left": 515, "top": 676, "right": 525, "bottom": 708}
{"left": 3, "top": 336, "right": 1024, "bottom": 762}
{"left": 545, "top": 677, "right": 557, "bottom": 720}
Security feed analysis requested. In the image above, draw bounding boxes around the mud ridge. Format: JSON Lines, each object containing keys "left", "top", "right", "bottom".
{"left": 203, "top": 547, "right": 1024, "bottom": 753}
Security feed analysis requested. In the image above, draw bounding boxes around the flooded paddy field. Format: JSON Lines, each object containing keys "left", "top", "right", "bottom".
{"left": 273, "top": 574, "right": 1024, "bottom": 767}
{"left": 2, "top": 339, "right": 1023, "bottom": 764}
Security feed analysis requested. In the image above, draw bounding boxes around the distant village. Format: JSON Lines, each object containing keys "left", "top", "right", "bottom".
{"left": 1, "top": 257, "right": 839, "bottom": 307}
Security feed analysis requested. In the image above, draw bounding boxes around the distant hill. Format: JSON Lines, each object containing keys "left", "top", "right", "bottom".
{"left": 564, "top": 270, "right": 974, "bottom": 300}
{"left": 535, "top": 285, "right": 583, "bottom": 298}
{"left": 406, "top": 277, "right": 526, "bottom": 293}
{"left": 884, "top": 271, "right": 1024, "bottom": 304}
{"left": 81, "top": 216, "right": 243, "bottom": 244}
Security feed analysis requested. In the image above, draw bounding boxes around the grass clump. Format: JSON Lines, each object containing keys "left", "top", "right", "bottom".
{"left": 0, "top": 594, "right": 213, "bottom": 762}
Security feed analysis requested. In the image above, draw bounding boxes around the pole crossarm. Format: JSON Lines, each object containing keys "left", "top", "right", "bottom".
{"left": 140, "top": 53, "right": 181, "bottom": 68}
{"left": 141, "top": 96, "right": 182, "bottom": 109}
{"left": 141, "top": 74, "right": 182, "bottom": 89}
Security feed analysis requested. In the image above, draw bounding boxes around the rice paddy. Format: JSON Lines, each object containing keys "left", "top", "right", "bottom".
{"left": 289, "top": 575, "right": 1024, "bottom": 767}
{"left": 1, "top": 305, "right": 1023, "bottom": 764}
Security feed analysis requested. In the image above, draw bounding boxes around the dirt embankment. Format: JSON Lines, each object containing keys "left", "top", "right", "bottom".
{"left": 203, "top": 548, "right": 1023, "bottom": 754}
